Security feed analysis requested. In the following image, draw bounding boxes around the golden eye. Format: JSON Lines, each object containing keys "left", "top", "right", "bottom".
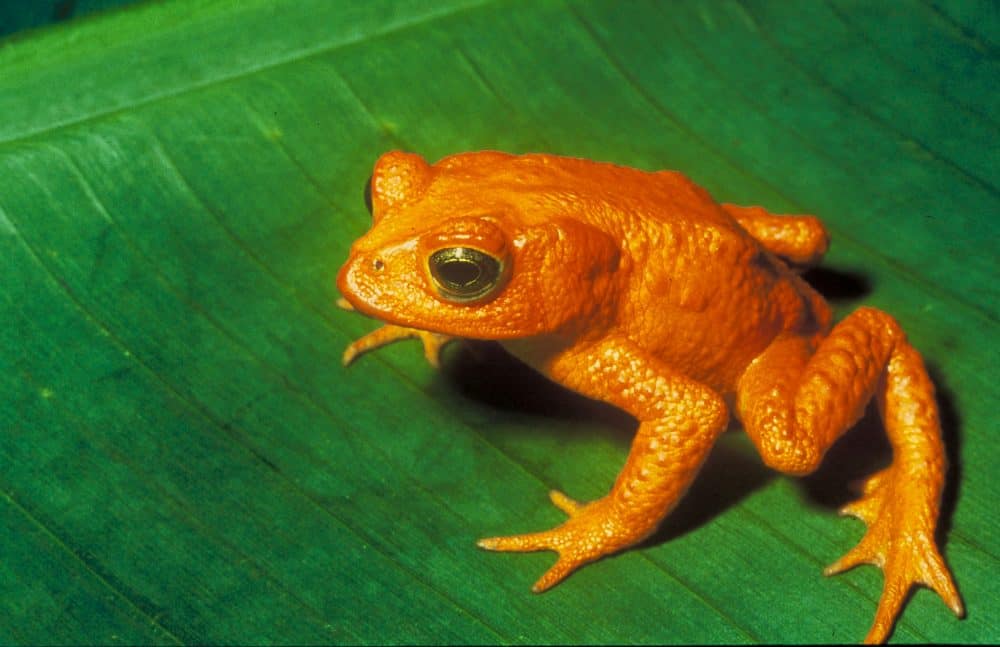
{"left": 428, "top": 247, "right": 504, "bottom": 302}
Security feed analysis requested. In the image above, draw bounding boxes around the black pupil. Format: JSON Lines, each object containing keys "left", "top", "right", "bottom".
{"left": 429, "top": 247, "right": 501, "bottom": 301}
{"left": 438, "top": 258, "right": 481, "bottom": 286}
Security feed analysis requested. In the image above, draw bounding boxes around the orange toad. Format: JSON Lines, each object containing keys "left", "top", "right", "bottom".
{"left": 337, "top": 151, "right": 963, "bottom": 643}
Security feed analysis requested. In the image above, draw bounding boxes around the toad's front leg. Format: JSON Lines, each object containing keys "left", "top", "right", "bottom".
{"left": 479, "top": 339, "right": 729, "bottom": 591}
{"left": 337, "top": 297, "right": 454, "bottom": 367}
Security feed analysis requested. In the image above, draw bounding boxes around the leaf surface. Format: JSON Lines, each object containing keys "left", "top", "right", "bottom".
{"left": 1, "top": 1, "right": 997, "bottom": 643}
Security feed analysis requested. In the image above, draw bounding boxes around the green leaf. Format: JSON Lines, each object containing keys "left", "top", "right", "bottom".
{"left": 2, "top": 0, "right": 996, "bottom": 643}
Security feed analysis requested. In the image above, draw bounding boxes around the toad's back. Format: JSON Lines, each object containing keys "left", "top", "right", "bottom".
{"left": 432, "top": 152, "right": 830, "bottom": 391}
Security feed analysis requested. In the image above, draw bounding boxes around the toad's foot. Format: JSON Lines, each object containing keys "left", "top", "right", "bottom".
{"left": 342, "top": 324, "right": 452, "bottom": 367}
{"left": 478, "top": 490, "right": 649, "bottom": 592}
{"left": 824, "top": 468, "right": 964, "bottom": 644}
{"left": 338, "top": 300, "right": 453, "bottom": 367}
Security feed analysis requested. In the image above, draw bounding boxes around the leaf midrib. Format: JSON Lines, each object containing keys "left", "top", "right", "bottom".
{"left": 0, "top": 0, "right": 497, "bottom": 147}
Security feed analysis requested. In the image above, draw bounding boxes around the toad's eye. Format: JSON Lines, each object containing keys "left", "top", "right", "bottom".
{"left": 428, "top": 247, "right": 505, "bottom": 303}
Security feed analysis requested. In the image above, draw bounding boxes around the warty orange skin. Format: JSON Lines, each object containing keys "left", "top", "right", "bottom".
{"left": 337, "top": 150, "right": 963, "bottom": 644}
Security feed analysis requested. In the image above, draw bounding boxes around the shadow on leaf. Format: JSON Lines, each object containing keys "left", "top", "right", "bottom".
{"left": 434, "top": 267, "right": 962, "bottom": 550}
{"left": 801, "top": 265, "right": 872, "bottom": 302}
{"left": 439, "top": 341, "right": 772, "bottom": 541}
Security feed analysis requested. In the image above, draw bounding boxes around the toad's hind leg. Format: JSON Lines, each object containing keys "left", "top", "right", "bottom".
{"left": 736, "top": 307, "right": 962, "bottom": 644}
{"left": 722, "top": 203, "right": 829, "bottom": 267}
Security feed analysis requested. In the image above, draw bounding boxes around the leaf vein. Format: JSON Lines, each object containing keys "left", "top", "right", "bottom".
{"left": 736, "top": 0, "right": 998, "bottom": 198}
{"left": 0, "top": 0, "right": 497, "bottom": 148}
